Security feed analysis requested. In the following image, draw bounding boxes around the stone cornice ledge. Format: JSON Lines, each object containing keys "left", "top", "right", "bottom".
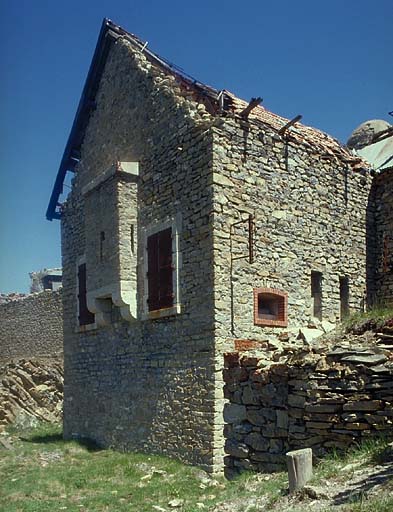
{"left": 87, "top": 280, "right": 137, "bottom": 326}
{"left": 82, "top": 161, "right": 139, "bottom": 196}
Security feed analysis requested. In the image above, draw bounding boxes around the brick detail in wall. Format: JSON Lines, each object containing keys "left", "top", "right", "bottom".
{"left": 253, "top": 287, "right": 288, "bottom": 327}
{"left": 234, "top": 339, "right": 268, "bottom": 352}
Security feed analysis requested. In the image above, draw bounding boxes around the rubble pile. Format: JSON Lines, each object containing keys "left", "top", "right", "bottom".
{"left": 0, "top": 359, "right": 63, "bottom": 429}
{"left": 375, "top": 322, "right": 393, "bottom": 350}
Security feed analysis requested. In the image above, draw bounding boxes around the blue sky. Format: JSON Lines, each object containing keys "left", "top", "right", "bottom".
{"left": 0, "top": 0, "right": 392, "bottom": 293}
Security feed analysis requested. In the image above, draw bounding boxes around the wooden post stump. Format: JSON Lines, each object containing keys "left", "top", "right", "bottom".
{"left": 286, "top": 448, "right": 313, "bottom": 493}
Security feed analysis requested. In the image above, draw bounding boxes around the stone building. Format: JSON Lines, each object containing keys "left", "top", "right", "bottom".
{"left": 347, "top": 119, "right": 393, "bottom": 306}
{"left": 46, "top": 19, "right": 392, "bottom": 472}
{"left": 29, "top": 268, "right": 62, "bottom": 293}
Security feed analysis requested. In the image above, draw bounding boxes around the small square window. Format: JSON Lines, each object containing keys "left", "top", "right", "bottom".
{"left": 253, "top": 288, "right": 287, "bottom": 327}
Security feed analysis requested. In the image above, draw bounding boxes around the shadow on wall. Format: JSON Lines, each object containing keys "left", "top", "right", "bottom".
{"left": 366, "top": 179, "right": 377, "bottom": 307}
{"left": 63, "top": 327, "right": 216, "bottom": 470}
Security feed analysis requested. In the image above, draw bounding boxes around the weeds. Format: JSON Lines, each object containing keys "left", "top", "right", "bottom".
{"left": 342, "top": 305, "right": 393, "bottom": 332}
{"left": 313, "top": 436, "right": 392, "bottom": 481}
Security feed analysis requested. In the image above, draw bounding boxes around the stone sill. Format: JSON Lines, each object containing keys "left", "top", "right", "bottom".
{"left": 143, "top": 304, "right": 182, "bottom": 320}
{"left": 254, "top": 318, "right": 288, "bottom": 328}
{"left": 75, "top": 322, "right": 98, "bottom": 333}
{"left": 74, "top": 303, "right": 182, "bottom": 328}
{"left": 82, "top": 161, "right": 139, "bottom": 196}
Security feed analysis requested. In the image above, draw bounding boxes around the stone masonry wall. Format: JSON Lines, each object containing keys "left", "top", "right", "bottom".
{"left": 0, "top": 290, "right": 63, "bottom": 361}
{"left": 373, "top": 169, "right": 393, "bottom": 305}
{"left": 223, "top": 343, "right": 393, "bottom": 476}
{"left": 211, "top": 118, "right": 373, "bottom": 348}
{"left": 210, "top": 118, "right": 374, "bottom": 470}
{"left": 61, "top": 37, "right": 219, "bottom": 471}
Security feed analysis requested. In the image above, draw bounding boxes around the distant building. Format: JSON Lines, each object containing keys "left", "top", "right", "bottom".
{"left": 29, "top": 268, "right": 62, "bottom": 293}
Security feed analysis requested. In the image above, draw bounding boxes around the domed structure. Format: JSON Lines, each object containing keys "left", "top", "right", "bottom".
{"left": 347, "top": 119, "right": 392, "bottom": 150}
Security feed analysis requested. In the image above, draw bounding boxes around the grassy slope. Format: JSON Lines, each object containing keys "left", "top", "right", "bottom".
{"left": 1, "top": 424, "right": 392, "bottom": 512}
{"left": 0, "top": 424, "right": 285, "bottom": 512}
{"left": 342, "top": 306, "right": 393, "bottom": 332}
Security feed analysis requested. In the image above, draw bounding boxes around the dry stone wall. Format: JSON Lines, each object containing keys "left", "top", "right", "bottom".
{"left": 223, "top": 337, "right": 393, "bottom": 476}
{"left": 0, "top": 290, "right": 63, "bottom": 361}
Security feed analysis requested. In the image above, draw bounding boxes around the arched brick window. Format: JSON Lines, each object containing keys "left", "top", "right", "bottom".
{"left": 253, "top": 287, "right": 288, "bottom": 327}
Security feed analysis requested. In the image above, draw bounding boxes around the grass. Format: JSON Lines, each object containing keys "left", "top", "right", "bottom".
{"left": 312, "top": 436, "right": 392, "bottom": 481}
{"left": 342, "top": 305, "right": 393, "bottom": 332}
{"left": 308, "top": 438, "right": 393, "bottom": 512}
{"left": 0, "top": 424, "right": 392, "bottom": 511}
{"left": 0, "top": 423, "right": 285, "bottom": 512}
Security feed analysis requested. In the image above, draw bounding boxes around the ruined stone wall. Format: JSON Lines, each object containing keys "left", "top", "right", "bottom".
{"left": 223, "top": 344, "right": 393, "bottom": 475}
{"left": 211, "top": 119, "right": 373, "bottom": 350}
{"left": 373, "top": 169, "right": 393, "bottom": 305}
{"left": 0, "top": 290, "right": 63, "bottom": 361}
{"left": 62, "top": 37, "right": 219, "bottom": 471}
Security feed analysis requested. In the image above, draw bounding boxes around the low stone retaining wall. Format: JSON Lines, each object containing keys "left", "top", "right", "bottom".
{"left": 223, "top": 344, "right": 393, "bottom": 475}
{"left": 0, "top": 290, "right": 63, "bottom": 361}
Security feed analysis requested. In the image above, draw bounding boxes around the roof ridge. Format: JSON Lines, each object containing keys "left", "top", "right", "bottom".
{"left": 46, "top": 19, "right": 368, "bottom": 221}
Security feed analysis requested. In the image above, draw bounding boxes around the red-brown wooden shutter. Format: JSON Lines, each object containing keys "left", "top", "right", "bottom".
{"left": 158, "top": 228, "right": 173, "bottom": 309}
{"left": 78, "top": 263, "right": 95, "bottom": 325}
{"left": 147, "top": 232, "right": 160, "bottom": 311}
{"left": 147, "top": 228, "right": 174, "bottom": 311}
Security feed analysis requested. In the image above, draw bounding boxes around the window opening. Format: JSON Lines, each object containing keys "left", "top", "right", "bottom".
{"left": 311, "top": 271, "right": 323, "bottom": 320}
{"left": 130, "top": 224, "right": 135, "bottom": 255}
{"left": 339, "top": 276, "right": 349, "bottom": 319}
{"left": 147, "top": 227, "right": 174, "bottom": 311}
{"left": 100, "top": 231, "right": 105, "bottom": 262}
{"left": 77, "top": 263, "right": 95, "bottom": 326}
{"left": 253, "top": 288, "right": 287, "bottom": 327}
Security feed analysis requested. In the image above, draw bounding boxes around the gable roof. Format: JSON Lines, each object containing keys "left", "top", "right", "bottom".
{"left": 47, "top": 18, "right": 364, "bottom": 220}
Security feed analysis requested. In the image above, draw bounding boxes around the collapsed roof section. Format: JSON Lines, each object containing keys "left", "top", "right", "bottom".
{"left": 47, "top": 18, "right": 365, "bottom": 221}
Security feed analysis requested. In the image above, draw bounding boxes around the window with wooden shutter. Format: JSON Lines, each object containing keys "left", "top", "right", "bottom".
{"left": 147, "top": 227, "right": 174, "bottom": 311}
{"left": 78, "top": 263, "right": 95, "bottom": 326}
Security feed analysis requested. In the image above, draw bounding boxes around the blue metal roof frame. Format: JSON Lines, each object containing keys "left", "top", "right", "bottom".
{"left": 46, "top": 19, "right": 121, "bottom": 220}
{"left": 46, "top": 19, "right": 224, "bottom": 220}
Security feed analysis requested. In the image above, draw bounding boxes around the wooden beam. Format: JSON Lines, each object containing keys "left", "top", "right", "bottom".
{"left": 278, "top": 114, "right": 303, "bottom": 135}
{"left": 240, "top": 97, "right": 263, "bottom": 118}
